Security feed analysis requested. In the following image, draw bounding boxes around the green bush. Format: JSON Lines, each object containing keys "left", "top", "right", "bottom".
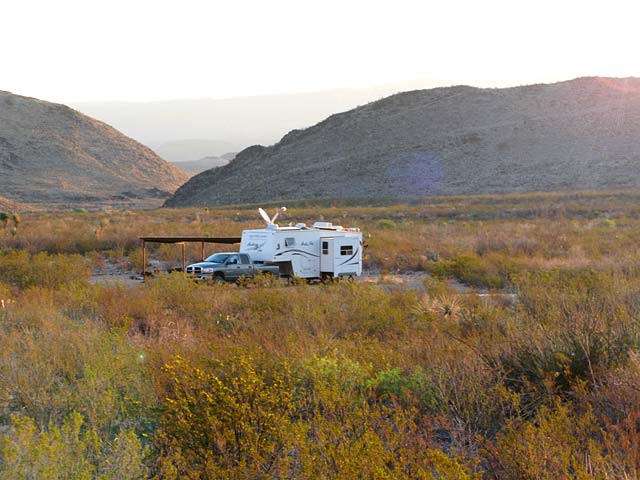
{"left": 376, "top": 218, "right": 396, "bottom": 229}
{"left": 0, "top": 413, "right": 148, "bottom": 479}
{"left": 0, "top": 250, "right": 91, "bottom": 289}
{"left": 368, "top": 367, "right": 440, "bottom": 410}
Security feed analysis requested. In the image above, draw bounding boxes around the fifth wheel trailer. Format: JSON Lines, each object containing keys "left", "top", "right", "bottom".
{"left": 240, "top": 209, "right": 363, "bottom": 280}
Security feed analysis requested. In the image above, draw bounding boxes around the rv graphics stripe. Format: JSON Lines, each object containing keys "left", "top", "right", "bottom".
{"left": 274, "top": 249, "right": 319, "bottom": 258}
{"left": 338, "top": 247, "right": 359, "bottom": 266}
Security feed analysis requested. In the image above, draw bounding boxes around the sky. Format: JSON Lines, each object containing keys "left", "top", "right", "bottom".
{"left": 2, "top": 0, "right": 640, "bottom": 103}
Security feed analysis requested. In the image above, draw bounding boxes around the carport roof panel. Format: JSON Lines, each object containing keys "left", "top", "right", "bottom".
{"left": 140, "top": 236, "right": 241, "bottom": 244}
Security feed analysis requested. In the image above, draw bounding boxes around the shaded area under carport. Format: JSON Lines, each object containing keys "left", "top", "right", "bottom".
{"left": 139, "top": 236, "right": 241, "bottom": 276}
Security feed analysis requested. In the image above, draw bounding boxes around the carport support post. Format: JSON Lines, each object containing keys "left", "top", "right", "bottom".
{"left": 201, "top": 242, "right": 205, "bottom": 261}
{"left": 181, "top": 243, "right": 186, "bottom": 272}
{"left": 142, "top": 240, "right": 147, "bottom": 277}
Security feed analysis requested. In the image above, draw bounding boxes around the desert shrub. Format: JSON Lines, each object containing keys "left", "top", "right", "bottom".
{"left": 367, "top": 367, "right": 440, "bottom": 410}
{"left": 484, "top": 401, "right": 615, "bottom": 479}
{"left": 156, "top": 354, "right": 480, "bottom": 479}
{"left": 84, "top": 250, "right": 106, "bottom": 271}
{"left": 0, "top": 413, "right": 97, "bottom": 479}
{"left": 590, "top": 351, "right": 640, "bottom": 423}
{"left": 0, "top": 212, "right": 10, "bottom": 228}
{"left": 577, "top": 356, "right": 640, "bottom": 477}
{"left": 128, "top": 247, "right": 144, "bottom": 273}
{"left": 0, "top": 250, "right": 91, "bottom": 289}
{"left": 157, "top": 355, "right": 297, "bottom": 479}
{"left": 331, "top": 282, "right": 414, "bottom": 338}
{"left": 298, "top": 355, "right": 371, "bottom": 401}
{"left": 475, "top": 234, "right": 508, "bottom": 256}
{"left": 0, "top": 413, "right": 148, "bottom": 479}
{"left": 476, "top": 233, "right": 541, "bottom": 259}
{"left": 483, "top": 252, "right": 521, "bottom": 284}
{"left": 294, "top": 355, "right": 479, "bottom": 479}
{"left": 428, "top": 254, "right": 504, "bottom": 289}
{"left": 492, "top": 268, "right": 640, "bottom": 418}
{"left": 0, "top": 297, "right": 157, "bottom": 438}
{"left": 431, "top": 357, "right": 521, "bottom": 437}
{"left": 598, "top": 407, "right": 640, "bottom": 478}
{"left": 376, "top": 218, "right": 396, "bottom": 229}
{"left": 508, "top": 236, "right": 540, "bottom": 256}
{"left": 104, "top": 247, "right": 128, "bottom": 269}
{"left": 599, "top": 218, "right": 617, "bottom": 228}
{"left": 145, "top": 272, "right": 210, "bottom": 318}
{"left": 516, "top": 269, "right": 640, "bottom": 365}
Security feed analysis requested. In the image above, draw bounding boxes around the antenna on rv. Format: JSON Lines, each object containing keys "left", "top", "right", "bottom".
{"left": 258, "top": 207, "right": 286, "bottom": 226}
{"left": 258, "top": 208, "right": 272, "bottom": 226}
{"left": 271, "top": 206, "right": 286, "bottom": 223}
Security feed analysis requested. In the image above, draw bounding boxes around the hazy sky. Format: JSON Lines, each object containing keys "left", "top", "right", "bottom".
{"left": 3, "top": 0, "right": 639, "bottom": 102}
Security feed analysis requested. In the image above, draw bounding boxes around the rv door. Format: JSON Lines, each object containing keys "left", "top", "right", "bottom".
{"left": 320, "top": 238, "right": 334, "bottom": 274}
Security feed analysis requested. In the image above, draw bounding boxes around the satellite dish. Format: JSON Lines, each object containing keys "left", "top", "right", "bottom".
{"left": 271, "top": 206, "right": 287, "bottom": 223}
{"left": 258, "top": 207, "right": 272, "bottom": 225}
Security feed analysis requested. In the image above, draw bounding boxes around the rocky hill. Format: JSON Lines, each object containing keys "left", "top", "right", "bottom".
{"left": 0, "top": 91, "right": 189, "bottom": 208}
{"left": 0, "top": 195, "right": 32, "bottom": 213}
{"left": 166, "top": 77, "right": 640, "bottom": 207}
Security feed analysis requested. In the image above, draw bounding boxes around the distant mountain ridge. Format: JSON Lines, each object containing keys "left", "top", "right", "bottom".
{"left": 171, "top": 152, "right": 236, "bottom": 175}
{"left": 70, "top": 79, "right": 447, "bottom": 159}
{"left": 165, "top": 77, "right": 640, "bottom": 207}
{"left": 152, "top": 140, "right": 237, "bottom": 163}
{"left": 0, "top": 91, "right": 189, "bottom": 208}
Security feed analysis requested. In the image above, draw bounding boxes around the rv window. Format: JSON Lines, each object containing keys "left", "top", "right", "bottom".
{"left": 322, "top": 241, "right": 329, "bottom": 255}
{"left": 340, "top": 245, "right": 354, "bottom": 256}
{"left": 285, "top": 237, "right": 296, "bottom": 247}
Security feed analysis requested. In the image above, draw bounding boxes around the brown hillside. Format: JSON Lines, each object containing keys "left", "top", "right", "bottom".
{"left": 0, "top": 91, "right": 189, "bottom": 208}
{"left": 0, "top": 195, "right": 34, "bottom": 212}
{"left": 166, "top": 77, "right": 640, "bottom": 207}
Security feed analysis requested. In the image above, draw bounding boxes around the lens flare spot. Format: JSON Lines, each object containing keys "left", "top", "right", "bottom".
{"left": 384, "top": 152, "right": 444, "bottom": 198}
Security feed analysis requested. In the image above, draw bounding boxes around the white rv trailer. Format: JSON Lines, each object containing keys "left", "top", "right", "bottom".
{"left": 240, "top": 208, "right": 363, "bottom": 280}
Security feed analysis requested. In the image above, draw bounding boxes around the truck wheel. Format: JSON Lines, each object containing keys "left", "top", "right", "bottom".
{"left": 213, "top": 274, "right": 225, "bottom": 284}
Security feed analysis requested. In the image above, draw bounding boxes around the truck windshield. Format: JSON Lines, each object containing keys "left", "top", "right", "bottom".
{"left": 204, "top": 253, "right": 231, "bottom": 263}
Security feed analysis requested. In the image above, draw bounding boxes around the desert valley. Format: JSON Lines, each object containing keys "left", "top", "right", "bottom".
{"left": 2, "top": 1, "right": 640, "bottom": 477}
